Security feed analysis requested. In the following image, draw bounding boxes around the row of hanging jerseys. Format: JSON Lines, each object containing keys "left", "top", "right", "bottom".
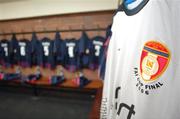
{"left": 0, "top": 25, "right": 112, "bottom": 87}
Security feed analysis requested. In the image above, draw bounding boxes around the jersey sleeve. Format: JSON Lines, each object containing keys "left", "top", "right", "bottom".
{"left": 36, "top": 41, "right": 44, "bottom": 66}
{"left": 48, "top": 40, "right": 55, "bottom": 69}
{"left": 9, "top": 34, "right": 19, "bottom": 65}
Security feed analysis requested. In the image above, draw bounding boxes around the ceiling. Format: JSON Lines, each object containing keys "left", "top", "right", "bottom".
{"left": 0, "top": 0, "right": 117, "bottom": 20}
{"left": 0, "top": 0, "right": 25, "bottom": 3}
{"left": 0, "top": 0, "right": 111, "bottom": 3}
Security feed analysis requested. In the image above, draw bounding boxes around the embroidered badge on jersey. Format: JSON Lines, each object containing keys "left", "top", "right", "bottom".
{"left": 134, "top": 41, "right": 171, "bottom": 95}
{"left": 140, "top": 41, "right": 170, "bottom": 82}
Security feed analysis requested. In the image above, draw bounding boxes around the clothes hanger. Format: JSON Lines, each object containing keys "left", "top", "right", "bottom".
{"left": 1, "top": 30, "right": 7, "bottom": 40}
{"left": 118, "top": 0, "right": 123, "bottom": 6}
{"left": 68, "top": 26, "right": 74, "bottom": 39}
{"left": 21, "top": 29, "right": 25, "bottom": 39}
{"left": 43, "top": 27, "right": 48, "bottom": 38}
{"left": 117, "top": 0, "right": 124, "bottom": 11}
{"left": 97, "top": 25, "right": 101, "bottom": 36}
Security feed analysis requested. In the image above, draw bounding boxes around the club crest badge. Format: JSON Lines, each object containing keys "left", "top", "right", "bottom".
{"left": 140, "top": 41, "right": 171, "bottom": 82}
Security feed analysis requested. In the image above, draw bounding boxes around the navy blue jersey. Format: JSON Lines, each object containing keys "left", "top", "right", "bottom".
{"left": 31, "top": 33, "right": 43, "bottom": 66}
{"left": 105, "top": 24, "right": 112, "bottom": 39}
{"left": 9, "top": 34, "right": 19, "bottom": 65}
{"left": 17, "top": 39, "right": 32, "bottom": 67}
{"left": 99, "top": 25, "right": 112, "bottom": 80}
{"left": 41, "top": 37, "right": 55, "bottom": 69}
{"left": 64, "top": 39, "right": 79, "bottom": 72}
{"left": 53, "top": 32, "right": 66, "bottom": 66}
{"left": 78, "top": 31, "right": 94, "bottom": 68}
{"left": 91, "top": 36, "right": 106, "bottom": 69}
{"left": 0, "top": 44, "right": 4, "bottom": 65}
{"left": 99, "top": 37, "right": 111, "bottom": 80}
{"left": 0, "top": 39, "right": 11, "bottom": 67}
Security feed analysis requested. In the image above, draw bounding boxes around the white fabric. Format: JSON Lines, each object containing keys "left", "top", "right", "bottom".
{"left": 101, "top": 0, "right": 180, "bottom": 119}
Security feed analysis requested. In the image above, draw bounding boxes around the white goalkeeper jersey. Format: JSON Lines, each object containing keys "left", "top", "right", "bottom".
{"left": 101, "top": 0, "right": 180, "bottom": 119}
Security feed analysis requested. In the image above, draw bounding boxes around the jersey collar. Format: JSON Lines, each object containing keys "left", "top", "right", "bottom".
{"left": 122, "top": 0, "right": 149, "bottom": 16}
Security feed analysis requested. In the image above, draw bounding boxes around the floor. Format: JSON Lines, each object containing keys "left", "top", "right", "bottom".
{"left": 0, "top": 86, "right": 94, "bottom": 119}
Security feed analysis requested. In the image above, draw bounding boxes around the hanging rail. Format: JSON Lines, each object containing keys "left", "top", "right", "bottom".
{"left": 0, "top": 28, "right": 107, "bottom": 36}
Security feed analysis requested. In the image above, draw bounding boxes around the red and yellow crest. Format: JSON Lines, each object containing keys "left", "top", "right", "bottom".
{"left": 140, "top": 41, "right": 171, "bottom": 82}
